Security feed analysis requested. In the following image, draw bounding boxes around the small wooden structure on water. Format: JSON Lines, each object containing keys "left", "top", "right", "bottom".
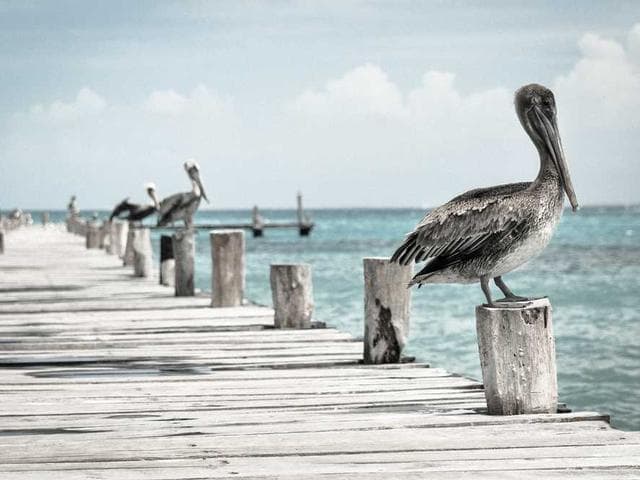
{"left": 151, "top": 192, "right": 315, "bottom": 237}
{"left": 0, "top": 225, "right": 639, "bottom": 478}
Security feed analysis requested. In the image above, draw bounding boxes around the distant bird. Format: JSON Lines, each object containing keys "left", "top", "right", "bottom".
{"left": 390, "top": 84, "right": 579, "bottom": 307}
{"left": 157, "top": 160, "right": 209, "bottom": 228}
{"left": 110, "top": 183, "right": 160, "bottom": 222}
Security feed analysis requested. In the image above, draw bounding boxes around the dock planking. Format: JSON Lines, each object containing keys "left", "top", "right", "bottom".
{"left": 0, "top": 226, "right": 639, "bottom": 479}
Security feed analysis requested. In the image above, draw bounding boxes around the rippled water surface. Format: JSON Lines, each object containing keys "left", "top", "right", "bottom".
{"left": 48, "top": 206, "right": 640, "bottom": 430}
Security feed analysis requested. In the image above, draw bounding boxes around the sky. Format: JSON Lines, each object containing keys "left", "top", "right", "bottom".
{"left": 1, "top": 0, "right": 639, "bottom": 209}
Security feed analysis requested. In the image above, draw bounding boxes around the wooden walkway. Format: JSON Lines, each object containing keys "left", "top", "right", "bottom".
{"left": 0, "top": 226, "right": 639, "bottom": 479}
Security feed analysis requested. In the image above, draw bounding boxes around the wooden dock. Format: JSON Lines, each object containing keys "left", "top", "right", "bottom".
{"left": 1, "top": 226, "right": 639, "bottom": 479}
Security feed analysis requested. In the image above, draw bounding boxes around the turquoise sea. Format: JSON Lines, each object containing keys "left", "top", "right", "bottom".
{"left": 42, "top": 206, "right": 640, "bottom": 430}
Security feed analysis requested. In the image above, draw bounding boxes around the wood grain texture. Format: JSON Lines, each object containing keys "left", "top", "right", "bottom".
{"left": 270, "top": 264, "right": 314, "bottom": 328}
{"left": 133, "top": 227, "right": 153, "bottom": 278}
{"left": 172, "top": 229, "right": 195, "bottom": 296}
{"left": 211, "top": 230, "right": 244, "bottom": 307}
{"left": 363, "top": 257, "right": 412, "bottom": 363}
{"left": 476, "top": 298, "right": 557, "bottom": 414}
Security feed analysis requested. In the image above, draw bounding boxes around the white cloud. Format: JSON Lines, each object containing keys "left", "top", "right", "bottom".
{"left": 145, "top": 85, "right": 227, "bottom": 117}
{"left": 553, "top": 26, "right": 640, "bottom": 128}
{"left": 290, "top": 64, "right": 405, "bottom": 117}
{"left": 29, "top": 87, "right": 107, "bottom": 123}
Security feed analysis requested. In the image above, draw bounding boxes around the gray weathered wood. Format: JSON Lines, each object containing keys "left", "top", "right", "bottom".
{"left": 113, "top": 221, "right": 128, "bottom": 258}
{"left": 159, "top": 235, "right": 175, "bottom": 286}
{"left": 0, "top": 230, "right": 4, "bottom": 254}
{"left": 122, "top": 222, "right": 135, "bottom": 266}
{"left": 85, "top": 222, "right": 101, "bottom": 249}
{"left": 476, "top": 298, "right": 558, "bottom": 415}
{"left": 270, "top": 264, "right": 314, "bottom": 328}
{"left": 211, "top": 230, "right": 245, "bottom": 307}
{"left": 252, "top": 206, "right": 264, "bottom": 237}
{"left": 99, "top": 222, "right": 109, "bottom": 249}
{"left": 105, "top": 221, "right": 115, "bottom": 255}
{"left": 363, "top": 257, "right": 412, "bottom": 364}
{"left": 173, "top": 229, "right": 195, "bottom": 296}
{"left": 132, "top": 227, "right": 152, "bottom": 277}
{"left": 41, "top": 212, "right": 49, "bottom": 225}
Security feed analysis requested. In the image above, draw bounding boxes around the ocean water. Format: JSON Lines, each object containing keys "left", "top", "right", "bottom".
{"left": 42, "top": 207, "right": 640, "bottom": 430}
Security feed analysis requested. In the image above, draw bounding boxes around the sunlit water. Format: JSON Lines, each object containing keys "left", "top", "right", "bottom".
{"left": 43, "top": 206, "right": 640, "bottom": 430}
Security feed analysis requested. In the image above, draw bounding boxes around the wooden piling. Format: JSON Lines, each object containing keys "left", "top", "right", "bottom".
{"left": 173, "top": 229, "right": 195, "bottom": 296}
{"left": 211, "top": 230, "right": 245, "bottom": 307}
{"left": 476, "top": 298, "right": 557, "bottom": 415}
{"left": 159, "top": 235, "right": 175, "bottom": 286}
{"left": 270, "top": 264, "right": 314, "bottom": 328}
{"left": 133, "top": 228, "right": 152, "bottom": 278}
{"left": 123, "top": 223, "right": 135, "bottom": 266}
{"left": 106, "top": 221, "right": 116, "bottom": 255}
{"left": 296, "top": 192, "right": 312, "bottom": 236}
{"left": 363, "top": 257, "right": 412, "bottom": 364}
{"left": 41, "top": 212, "right": 49, "bottom": 226}
{"left": 114, "top": 221, "right": 128, "bottom": 259}
{"left": 251, "top": 206, "right": 264, "bottom": 238}
{"left": 0, "top": 231, "right": 4, "bottom": 254}
{"left": 99, "top": 222, "right": 109, "bottom": 249}
{"left": 85, "top": 222, "right": 101, "bottom": 249}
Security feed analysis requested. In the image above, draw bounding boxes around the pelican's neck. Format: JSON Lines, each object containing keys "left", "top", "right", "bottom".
{"left": 191, "top": 179, "right": 201, "bottom": 197}
{"left": 533, "top": 143, "right": 561, "bottom": 187}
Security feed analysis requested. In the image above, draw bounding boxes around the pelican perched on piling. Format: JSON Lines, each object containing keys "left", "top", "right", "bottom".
{"left": 110, "top": 183, "right": 160, "bottom": 222}
{"left": 390, "top": 84, "right": 578, "bottom": 307}
{"left": 157, "top": 160, "right": 208, "bottom": 228}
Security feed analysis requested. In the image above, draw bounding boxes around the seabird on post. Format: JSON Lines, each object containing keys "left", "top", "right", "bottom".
{"left": 109, "top": 183, "right": 160, "bottom": 222}
{"left": 157, "top": 159, "right": 209, "bottom": 228}
{"left": 390, "top": 84, "right": 579, "bottom": 307}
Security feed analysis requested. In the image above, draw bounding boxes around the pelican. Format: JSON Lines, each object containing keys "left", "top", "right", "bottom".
{"left": 390, "top": 84, "right": 578, "bottom": 307}
{"left": 109, "top": 183, "right": 160, "bottom": 222}
{"left": 157, "top": 160, "right": 208, "bottom": 228}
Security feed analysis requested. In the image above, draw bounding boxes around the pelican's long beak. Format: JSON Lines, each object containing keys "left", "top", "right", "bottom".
{"left": 191, "top": 169, "right": 209, "bottom": 203}
{"left": 533, "top": 106, "right": 579, "bottom": 212}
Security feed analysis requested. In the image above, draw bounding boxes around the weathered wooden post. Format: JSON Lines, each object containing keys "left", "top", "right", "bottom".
{"left": 77, "top": 218, "right": 87, "bottom": 237}
{"left": 41, "top": 212, "right": 49, "bottom": 226}
{"left": 106, "top": 221, "right": 116, "bottom": 255}
{"left": 123, "top": 223, "right": 136, "bottom": 266}
{"left": 114, "top": 221, "right": 129, "bottom": 259}
{"left": 476, "top": 298, "right": 557, "bottom": 415}
{"left": 296, "top": 192, "right": 312, "bottom": 236}
{"left": 0, "top": 231, "right": 4, "bottom": 255}
{"left": 363, "top": 257, "right": 412, "bottom": 364}
{"left": 85, "top": 222, "right": 101, "bottom": 249}
{"left": 252, "top": 206, "right": 264, "bottom": 238}
{"left": 99, "top": 222, "right": 109, "bottom": 249}
{"left": 159, "top": 235, "right": 175, "bottom": 286}
{"left": 173, "top": 229, "right": 195, "bottom": 296}
{"left": 211, "top": 230, "right": 245, "bottom": 307}
{"left": 133, "top": 227, "right": 153, "bottom": 277}
{"left": 270, "top": 264, "right": 314, "bottom": 328}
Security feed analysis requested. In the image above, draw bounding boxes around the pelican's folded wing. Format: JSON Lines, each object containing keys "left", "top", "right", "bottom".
{"left": 390, "top": 182, "right": 531, "bottom": 266}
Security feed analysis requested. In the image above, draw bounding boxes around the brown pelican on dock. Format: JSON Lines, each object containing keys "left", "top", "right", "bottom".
{"left": 110, "top": 183, "right": 160, "bottom": 222}
{"left": 390, "top": 84, "right": 579, "bottom": 307}
{"left": 157, "top": 160, "right": 209, "bottom": 228}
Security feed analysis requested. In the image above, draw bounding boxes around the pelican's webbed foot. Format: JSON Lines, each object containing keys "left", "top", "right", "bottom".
{"left": 495, "top": 295, "right": 531, "bottom": 303}
{"left": 481, "top": 276, "right": 535, "bottom": 308}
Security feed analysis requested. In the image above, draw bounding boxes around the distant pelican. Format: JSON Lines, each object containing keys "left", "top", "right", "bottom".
{"left": 110, "top": 183, "right": 160, "bottom": 222}
{"left": 390, "top": 84, "right": 578, "bottom": 307}
{"left": 157, "top": 160, "right": 209, "bottom": 228}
